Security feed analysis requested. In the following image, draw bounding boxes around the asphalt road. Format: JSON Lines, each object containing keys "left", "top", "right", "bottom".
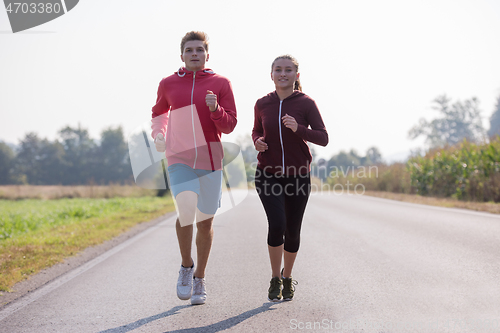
{"left": 1, "top": 191, "right": 499, "bottom": 333}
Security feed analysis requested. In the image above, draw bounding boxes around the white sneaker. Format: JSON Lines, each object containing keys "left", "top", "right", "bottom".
{"left": 191, "top": 277, "right": 207, "bottom": 305}
{"left": 177, "top": 264, "right": 194, "bottom": 300}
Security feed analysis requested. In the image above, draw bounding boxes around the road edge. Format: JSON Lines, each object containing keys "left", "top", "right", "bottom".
{"left": 0, "top": 211, "right": 176, "bottom": 309}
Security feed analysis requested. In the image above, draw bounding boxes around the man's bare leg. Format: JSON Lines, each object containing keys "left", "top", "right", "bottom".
{"left": 175, "top": 191, "right": 197, "bottom": 267}
{"left": 193, "top": 216, "right": 214, "bottom": 278}
{"left": 176, "top": 219, "right": 194, "bottom": 267}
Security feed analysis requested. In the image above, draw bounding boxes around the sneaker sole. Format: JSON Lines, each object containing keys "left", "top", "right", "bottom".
{"left": 177, "top": 293, "right": 192, "bottom": 300}
{"left": 267, "top": 297, "right": 282, "bottom": 302}
{"left": 191, "top": 298, "right": 206, "bottom": 305}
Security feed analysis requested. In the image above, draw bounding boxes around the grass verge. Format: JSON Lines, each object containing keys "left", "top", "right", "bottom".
{"left": 0, "top": 196, "right": 174, "bottom": 292}
{"left": 363, "top": 190, "right": 500, "bottom": 214}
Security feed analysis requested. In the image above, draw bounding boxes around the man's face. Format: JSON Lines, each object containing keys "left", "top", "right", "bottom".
{"left": 181, "top": 40, "right": 208, "bottom": 72}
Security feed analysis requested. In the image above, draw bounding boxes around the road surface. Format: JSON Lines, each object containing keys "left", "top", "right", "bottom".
{"left": 1, "top": 191, "right": 499, "bottom": 333}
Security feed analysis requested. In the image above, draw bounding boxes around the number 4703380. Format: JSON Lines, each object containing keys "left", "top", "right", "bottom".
{"left": 5, "top": 2, "right": 62, "bottom": 14}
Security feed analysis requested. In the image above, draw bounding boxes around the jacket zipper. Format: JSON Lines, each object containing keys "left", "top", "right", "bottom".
{"left": 278, "top": 100, "right": 285, "bottom": 172}
{"left": 191, "top": 72, "right": 198, "bottom": 168}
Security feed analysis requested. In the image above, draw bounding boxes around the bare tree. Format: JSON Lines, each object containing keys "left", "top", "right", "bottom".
{"left": 408, "top": 95, "right": 486, "bottom": 148}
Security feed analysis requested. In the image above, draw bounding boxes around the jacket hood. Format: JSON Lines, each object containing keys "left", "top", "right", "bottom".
{"left": 175, "top": 67, "right": 216, "bottom": 77}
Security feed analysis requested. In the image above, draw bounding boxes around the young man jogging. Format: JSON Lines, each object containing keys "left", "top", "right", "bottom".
{"left": 151, "top": 31, "right": 237, "bottom": 305}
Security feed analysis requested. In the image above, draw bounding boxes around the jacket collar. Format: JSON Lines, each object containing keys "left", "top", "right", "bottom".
{"left": 176, "top": 67, "right": 215, "bottom": 77}
{"left": 272, "top": 90, "right": 303, "bottom": 101}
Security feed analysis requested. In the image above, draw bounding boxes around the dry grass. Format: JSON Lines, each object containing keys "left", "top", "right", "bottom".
{"left": 311, "top": 175, "right": 500, "bottom": 214}
{"left": 0, "top": 185, "right": 156, "bottom": 200}
{"left": 363, "top": 190, "right": 500, "bottom": 215}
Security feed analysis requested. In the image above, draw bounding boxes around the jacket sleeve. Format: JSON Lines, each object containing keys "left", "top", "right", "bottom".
{"left": 210, "top": 79, "right": 237, "bottom": 134}
{"left": 294, "top": 99, "right": 328, "bottom": 147}
{"left": 252, "top": 101, "right": 264, "bottom": 144}
{"left": 151, "top": 79, "right": 170, "bottom": 139}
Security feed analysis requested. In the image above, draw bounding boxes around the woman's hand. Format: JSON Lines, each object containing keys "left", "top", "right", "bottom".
{"left": 282, "top": 114, "right": 298, "bottom": 132}
{"left": 254, "top": 137, "right": 268, "bottom": 152}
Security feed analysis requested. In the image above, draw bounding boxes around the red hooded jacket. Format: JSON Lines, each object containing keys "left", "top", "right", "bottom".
{"left": 151, "top": 68, "right": 237, "bottom": 170}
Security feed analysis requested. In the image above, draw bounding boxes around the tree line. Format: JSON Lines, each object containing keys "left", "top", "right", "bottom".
{"left": 1, "top": 123, "right": 384, "bottom": 187}
{"left": 1, "top": 93, "right": 498, "bottom": 187}
{"left": 0, "top": 125, "right": 132, "bottom": 185}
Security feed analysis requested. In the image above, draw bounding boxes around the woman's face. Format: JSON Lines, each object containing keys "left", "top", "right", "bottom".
{"left": 271, "top": 58, "right": 299, "bottom": 90}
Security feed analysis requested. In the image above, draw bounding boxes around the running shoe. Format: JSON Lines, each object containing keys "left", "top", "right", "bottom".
{"left": 282, "top": 276, "right": 298, "bottom": 301}
{"left": 191, "top": 277, "right": 207, "bottom": 305}
{"left": 177, "top": 264, "right": 194, "bottom": 300}
{"left": 268, "top": 277, "right": 282, "bottom": 302}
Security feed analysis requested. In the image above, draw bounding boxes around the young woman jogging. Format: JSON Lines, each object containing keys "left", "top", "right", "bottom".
{"left": 252, "top": 55, "right": 328, "bottom": 301}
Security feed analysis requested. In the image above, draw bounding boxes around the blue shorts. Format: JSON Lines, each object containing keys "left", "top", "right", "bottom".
{"left": 167, "top": 163, "right": 222, "bottom": 215}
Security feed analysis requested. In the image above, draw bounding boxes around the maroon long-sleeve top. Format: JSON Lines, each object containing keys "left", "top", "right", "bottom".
{"left": 252, "top": 91, "right": 328, "bottom": 176}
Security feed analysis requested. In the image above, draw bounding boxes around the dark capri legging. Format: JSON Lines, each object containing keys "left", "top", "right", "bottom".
{"left": 255, "top": 168, "right": 311, "bottom": 253}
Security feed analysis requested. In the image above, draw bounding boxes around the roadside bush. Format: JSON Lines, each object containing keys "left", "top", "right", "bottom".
{"left": 407, "top": 137, "right": 500, "bottom": 202}
{"left": 326, "top": 163, "right": 412, "bottom": 194}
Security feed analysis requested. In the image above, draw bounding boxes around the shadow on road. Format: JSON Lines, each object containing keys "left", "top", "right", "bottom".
{"left": 164, "top": 302, "right": 279, "bottom": 333}
{"left": 98, "top": 302, "right": 279, "bottom": 333}
{"left": 98, "top": 305, "right": 190, "bottom": 333}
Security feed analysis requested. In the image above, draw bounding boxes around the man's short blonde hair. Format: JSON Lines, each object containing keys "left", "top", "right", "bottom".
{"left": 180, "top": 31, "right": 209, "bottom": 54}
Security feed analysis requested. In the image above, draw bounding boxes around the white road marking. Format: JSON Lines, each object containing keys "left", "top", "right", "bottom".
{"left": 0, "top": 215, "right": 177, "bottom": 322}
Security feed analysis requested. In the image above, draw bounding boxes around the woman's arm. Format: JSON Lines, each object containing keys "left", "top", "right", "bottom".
{"left": 294, "top": 100, "right": 328, "bottom": 146}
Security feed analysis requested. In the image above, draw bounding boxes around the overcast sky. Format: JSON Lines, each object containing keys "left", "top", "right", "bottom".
{"left": 1, "top": 0, "right": 500, "bottom": 161}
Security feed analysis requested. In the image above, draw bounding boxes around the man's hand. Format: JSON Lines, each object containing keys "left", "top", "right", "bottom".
{"left": 154, "top": 133, "right": 166, "bottom": 152}
{"left": 206, "top": 90, "right": 218, "bottom": 112}
{"left": 254, "top": 137, "right": 268, "bottom": 152}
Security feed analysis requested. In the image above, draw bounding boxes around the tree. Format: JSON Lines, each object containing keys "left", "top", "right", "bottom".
{"left": 326, "top": 147, "right": 382, "bottom": 171}
{"left": 13, "top": 133, "right": 41, "bottom": 184}
{"left": 327, "top": 150, "right": 361, "bottom": 171}
{"left": 59, "top": 124, "right": 97, "bottom": 184}
{"left": 365, "top": 146, "right": 383, "bottom": 165}
{"left": 0, "top": 142, "right": 15, "bottom": 184}
{"left": 95, "top": 126, "right": 132, "bottom": 184}
{"left": 35, "top": 140, "right": 65, "bottom": 184}
{"left": 488, "top": 95, "right": 500, "bottom": 139}
{"left": 6, "top": 125, "right": 136, "bottom": 185}
{"left": 13, "top": 133, "right": 65, "bottom": 185}
{"left": 408, "top": 95, "right": 486, "bottom": 148}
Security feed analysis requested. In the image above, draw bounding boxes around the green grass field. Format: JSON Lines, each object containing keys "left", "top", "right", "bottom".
{"left": 0, "top": 196, "right": 175, "bottom": 292}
